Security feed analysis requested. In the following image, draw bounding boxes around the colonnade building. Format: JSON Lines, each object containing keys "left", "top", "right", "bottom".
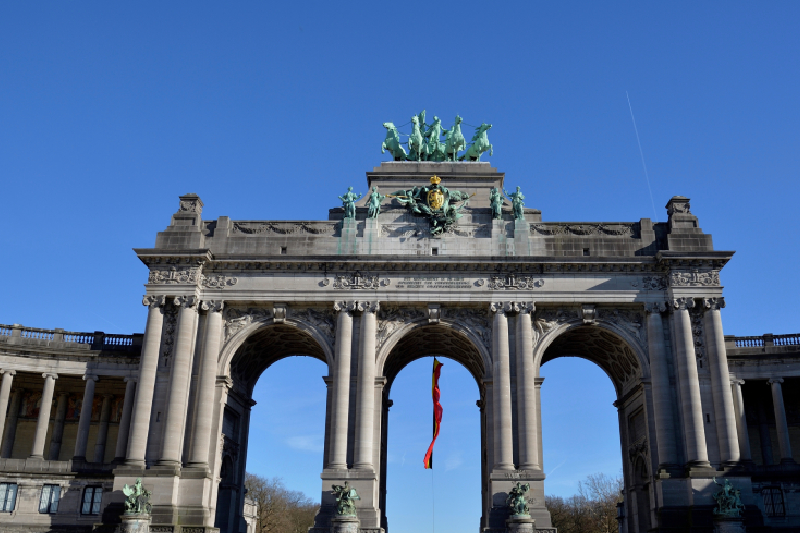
{"left": 0, "top": 162, "right": 798, "bottom": 533}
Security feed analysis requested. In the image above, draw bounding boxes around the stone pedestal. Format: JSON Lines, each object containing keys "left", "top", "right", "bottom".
{"left": 713, "top": 516, "right": 746, "bottom": 533}
{"left": 119, "top": 514, "right": 151, "bottom": 533}
{"left": 339, "top": 219, "right": 358, "bottom": 255}
{"left": 513, "top": 220, "right": 531, "bottom": 256}
{"left": 506, "top": 515, "right": 536, "bottom": 533}
{"left": 362, "top": 217, "right": 380, "bottom": 254}
{"left": 331, "top": 515, "right": 360, "bottom": 533}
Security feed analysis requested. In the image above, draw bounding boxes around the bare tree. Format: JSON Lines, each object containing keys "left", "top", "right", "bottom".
{"left": 547, "top": 473, "right": 623, "bottom": 533}
{"left": 245, "top": 472, "right": 318, "bottom": 533}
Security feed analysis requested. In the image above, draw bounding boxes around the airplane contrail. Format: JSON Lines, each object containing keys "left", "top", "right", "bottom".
{"left": 626, "top": 91, "right": 659, "bottom": 222}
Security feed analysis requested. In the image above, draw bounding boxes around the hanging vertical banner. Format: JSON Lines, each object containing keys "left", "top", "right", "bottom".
{"left": 423, "top": 358, "right": 444, "bottom": 469}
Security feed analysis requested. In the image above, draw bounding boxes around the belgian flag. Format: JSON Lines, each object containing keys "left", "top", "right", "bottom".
{"left": 423, "top": 358, "right": 444, "bottom": 469}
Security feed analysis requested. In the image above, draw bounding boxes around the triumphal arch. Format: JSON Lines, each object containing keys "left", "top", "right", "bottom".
{"left": 1, "top": 156, "right": 800, "bottom": 532}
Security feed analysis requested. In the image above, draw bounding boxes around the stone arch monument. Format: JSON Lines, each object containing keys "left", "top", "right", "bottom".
{"left": 2, "top": 160, "right": 800, "bottom": 532}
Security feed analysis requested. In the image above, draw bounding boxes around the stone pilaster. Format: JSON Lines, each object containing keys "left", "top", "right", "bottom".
{"left": 768, "top": 378, "right": 795, "bottom": 464}
{"left": 354, "top": 301, "right": 379, "bottom": 470}
{"left": 329, "top": 300, "right": 355, "bottom": 469}
{"left": 30, "top": 373, "right": 57, "bottom": 459}
{"left": 645, "top": 302, "right": 678, "bottom": 468}
{"left": 491, "top": 301, "right": 514, "bottom": 470}
{"left": 731, "top": 380, "right": 751, "bottom": 462}
{"left": 513, "top": 301, "right": 539, "bottom": 469}
{"left": 159, "top": 295, "right": 199, "bottom": 466}
{"left": 669, "top": 297, "right": 710, "bottom": 468}
{"left": 1, "top": 389, "right": 22, "bottom": 458}
{"left": 188, "top": 300, "right": 224, "bottom": 468}
{"left": 126, "top": 295, "right": 166, "bottom": 466}
{"left": 74, "top": 374, "right": 98, "bottom": 460}
{"left": 0, "top": 371, "right": 15, "bottom": 453}
{"left": 114, "top": 378, "right": 137, "bottom": 462}
{"left": 49, "top": 392, "right": 68, "bottom": 460}
{"left": 703, "top": 297, "right": 740, "bottom": 465}
{"left": 93, "top": 394, "right": 113, "bottom": 463}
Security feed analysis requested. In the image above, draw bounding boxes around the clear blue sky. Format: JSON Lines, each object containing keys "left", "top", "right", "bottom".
{"left": 1, "top": 2, "right": 798, "bottom": 531}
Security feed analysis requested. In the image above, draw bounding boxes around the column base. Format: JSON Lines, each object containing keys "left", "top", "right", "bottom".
{"left": 331, "top": 515, "right": 359, "bottom": 533}
{"left": 120, "top": 514, "right": 151, "bottom": 533}
{"left": 506, "top": 516, "right": 536, "bottom": 533}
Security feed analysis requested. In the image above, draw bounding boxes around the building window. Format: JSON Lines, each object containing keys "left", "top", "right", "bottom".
{"left": 39, "top": 484, "right": 60, "bottom": 514}
{"left": 81, "top": 486, "right": 103, "bottom": 515}
{"left": 0, "top": 483, "right": 18, "bottom": 512}
{"left": 762, "top": 486, "right": 785, "bottom": 517}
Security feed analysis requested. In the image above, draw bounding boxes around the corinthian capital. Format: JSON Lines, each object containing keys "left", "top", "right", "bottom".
{"left": 490, "top": 302, "right": 507, "bottom": 314}
{"left": 173, "top": 295, "right": 199, "bottom": 309}
{"left": 670, "top": 297, "right": 695, "bottom": 311}
{"left": 142, "top": 295, "right": 167, "bottom": 308}
{"left": 333, "top": 301, "right": 357, "bottom": 313}
{"left": 510, "top": 301, "right": 535, "bottom": 314}
{"left": 200, "top": 300, "right": 225, "bottom": 313}
{"left": 703, "top": 297, "right": 726, "bottom": 310}
{"left": 357, "top": 301, "right": 380, "bottom": 313}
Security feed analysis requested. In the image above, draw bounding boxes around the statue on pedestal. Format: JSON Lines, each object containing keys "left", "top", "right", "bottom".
{"left": 332, "top": 482, "right": 360, "bottom": 516}
{"left": 504, "top": 186, "right": 526, "bottom": 221}
{"left": 506, "top": 482, "right": 531, "bottom": 517}
{"left": 367, "top": 187, "right": 386, "bottom": 218}
{"left": 338, "top": 187, "right": 362, "bottom": 219}
{"left": 490, "top": 187, "right": 503, "bottom": 220}
{"left": 122, "top": 478, "right": 152, "bottom": 516}
{"left": 712, "top": 478, "right": 745, "bottom": 518}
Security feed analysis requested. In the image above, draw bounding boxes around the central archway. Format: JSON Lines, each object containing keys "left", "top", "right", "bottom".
{"left": 378, "top": 316, "right": 489, "bottom": 531}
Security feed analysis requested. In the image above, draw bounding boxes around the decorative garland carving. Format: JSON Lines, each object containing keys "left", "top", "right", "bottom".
{"left": 488, "top": 273, "right": 544, "bottom": 290}
{"left": 148, "top": 266, "right": 200, "bottom": 285}
{"left": 596, "top": 308, "right": 646, "bottom": 348}
{"left": 441, "top": 308, "right": 491, "bottom": 354}
{"left": 287, "top": 308, "right": 336, "bottom": 348}
{"left": 160, "top": 305, "right": 178, "bottom": 367}
{"left": 333, "top": 273, "right": 386, "bottom": 290}
{"left": 200, "top": 274, "right": 238, "bottom": 289}
{"left": 690, "top": 306, "right": 705, "bottom": 362}
{"left": 669, "top": 271, "right": 720, "bottom": 287}
{"left": 642, "top": 276, "right": 667, "bottom": 290}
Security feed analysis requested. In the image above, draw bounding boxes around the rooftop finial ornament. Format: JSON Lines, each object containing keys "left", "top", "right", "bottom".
{"left": 381, "top": 112, "right": 492, "bottom": 162}
{"left": 430, "top": 175, "right": 441, "bottom": 185}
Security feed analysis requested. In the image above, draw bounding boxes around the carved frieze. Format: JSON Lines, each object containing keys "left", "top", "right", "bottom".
{"left": 488, "top": 273, "right": 544, "bottom": 290}
{"left": 332, "top": 273, "right": 387, "bottom": 290}
{"left": 381, "top": 224, "right": 425, "bottom": 238}
{"left": 642, "top": 276, "right": 667, "bottom": 290}
{"left": 597, "top": 308, "right": 647, "bottom": 348}
{"left": 200, "top": 274, "right": 238, "bottom": 289}
{"left": 160, "top": 305, "right": 178, "bottom": 367}
{"left": 149, "top": 266, "right": 200, "bottom": 285}
{"left": 231, "top": 222, "right": 336, "bottom": 235}
{"left": 287, "top": 308, "right": 336, "bottom": 348}
{"left": 529, "top": 223, "right": 637, "bottom": 237}
{"left": 669, "top": 271, "right": 720, "bottom": 287}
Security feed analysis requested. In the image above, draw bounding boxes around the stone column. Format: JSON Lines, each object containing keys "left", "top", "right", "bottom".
{"left": 114, "top": 378, "right": 136, "bottom": 462}
{"left": 30, "top": 373, "right": 58, "bottom": 459}
{"left": 159, "top": 295, "right": 199, "bottom": 466}
{"left": 126, "top": 295, "right": 165, "bottom": 466}
{"left": 329, "top": 301, "right": 355, "bottom": 469}
{"left": 768, "top": 378, "right": 794, "bottom": 464}
{"left": 534, "top": 377, "right": 544, "bottom": 470}
{"left": 49, "top": 393, "right": 68, "bottom": 460}
{"left": 645, "top": 303, "right": 678, "bottom": 468}
{"left": 491, "top": 302, "right": 514, "bottom": 470}
{"left": 514, "top": 302, "right": 539, "bottom": 470}
{"left": 354, "top": 301, "right": 379, "bottom": 470}
{"left": 0, "top": 371, "right": 16, "bottom": 452}
{"left": 703, "top": 298, "right": 740, "bottom": 464}
{"left": 93, "top": 394, "right": 113, "bottom": 463}
{"left": 669, "top": 298, "right": 710, "bottom": 467}
{"left": 188, "top": 300, "right": 224, "bottom": 467}
{"left": 731, "top": 380, "right": 751, "bottom": 462}
{"left": 74, "top": 374, "right": 98, "bottom": 460}
{"left": 1, "top": 389, "right": 22, "bottom": 458}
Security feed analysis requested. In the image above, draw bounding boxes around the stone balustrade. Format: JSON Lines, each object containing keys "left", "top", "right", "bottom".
{"left": 0, "top": 323, "right": 142, "bottom": 353}
{"left": 725, "top": 333, "right": 800, "bottom": 349}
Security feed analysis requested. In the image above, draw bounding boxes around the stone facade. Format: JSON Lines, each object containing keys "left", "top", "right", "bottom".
{"left": 0, "top": 162, "right": 799, "bottom": 532}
